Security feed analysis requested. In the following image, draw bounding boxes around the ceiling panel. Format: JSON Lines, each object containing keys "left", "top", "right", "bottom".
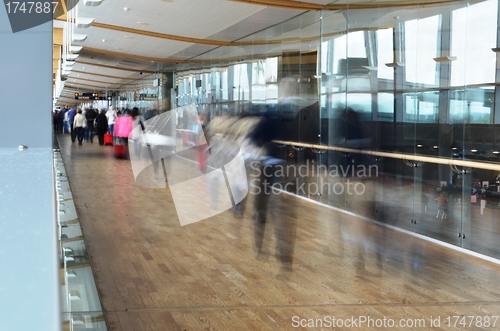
{"left": 75, "top": 0, "right": 267, "bottom": 39}
{"left": 72, "top": 27, "right": 196, "bottom": 60}
{"left": 55, "top": 0, "right": 477, "bottom": 104}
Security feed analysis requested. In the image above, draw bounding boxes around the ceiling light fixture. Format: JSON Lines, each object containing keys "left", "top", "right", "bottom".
{"left": 123, "top": 7, "right": 130, "bottom": 11}
{"left": 385, "top": 62, "right": 405, "bottom": 67}
{"left": 137, "top": 22, "right": 148, "bottom": 25}
{"left": 72, "top": 34, "right": 87, "bottom": 42}
{"left": 69, "top": 45, "right": 82, "bottom": 53}
{"left": 433, "top": 56, "right": 457, "bottom": 62}
{"left": 67, "top": 54, "right": 79, "bottom": 61}
{"left": 76, "top": 17, "right": 95, "bottom": 28}
{"left": 83, "top": 0, "right": 103, "bottom": 6}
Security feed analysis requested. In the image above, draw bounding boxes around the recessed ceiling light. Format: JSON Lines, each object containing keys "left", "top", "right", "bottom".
{"left": 82, "top": 66, "right": 85, "bottom": 69}
{"left": 137, "top": 22, "right": 148, "bottom": 25}
{"left": 102, "top": 39, "right": 106, "bottom": 42}
{"left": 123, "top": 7, "right": 130, "bottom": 11}
{"left": 124, "top": 35, "right": 133, "bottom": 39}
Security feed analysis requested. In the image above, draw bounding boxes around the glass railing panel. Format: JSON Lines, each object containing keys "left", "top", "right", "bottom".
{"left": 462, "top": 166, "right": 500, "bottom": 258}
{"left": 62, "top": 312, "right": 107, "bottom": 331}
{"left": 412, "top": 162, "right": 463, "bottom": 246}
{"left": 54, "top": 142, "right": 108, "bottom": 331}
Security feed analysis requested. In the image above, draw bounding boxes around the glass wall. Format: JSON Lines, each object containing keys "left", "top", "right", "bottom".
{"left": 169, "top": 0, "right": 500, "bottom": 259}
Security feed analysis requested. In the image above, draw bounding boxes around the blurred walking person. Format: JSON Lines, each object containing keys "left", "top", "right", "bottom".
{"left": 73, "top": 109, "right": 86, "bottom": 146}
{"left": 67, "top": 106, "right": 77, "bottom": 143}
{"left": 106, "top": 106, "right": 117, "bottom": 135}
{"left": 95, "top": 109, "right": 109, "bottom": 146}
{"left": 84, "top": 108, "right": 97, "bottom": 143}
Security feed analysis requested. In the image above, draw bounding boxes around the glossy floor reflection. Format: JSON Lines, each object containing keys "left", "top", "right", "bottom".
{"left": 57, "top": 134, "right": 500, "bottom": 331}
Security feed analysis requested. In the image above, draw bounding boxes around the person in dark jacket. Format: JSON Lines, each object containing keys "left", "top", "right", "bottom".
{"left": 84, "top": 108, "right": 97, "bottom": 143}
{"left": 249, "top": 106, "right": 299, "bottom": 277}
{"left": 67, "top": 106, "right": 77, "bottom": 143}
{"left": 95, "top": 109, "right": 109, "bottom": 146}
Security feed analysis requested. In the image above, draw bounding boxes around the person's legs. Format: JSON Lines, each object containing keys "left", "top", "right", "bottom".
{"left": 88, "top": 126, "right": 94, "bottom": 143}
{"left": 77, "top": 127, "right": 84, "bottom": 145}
{"left": 108, "top": 124, "right": 114, "bottom": 135}
{"left": 97, "top": 129, "right": 105, "bottom": 145}
{"left": 71, "top": 125, "right": 76, "bottom": 143}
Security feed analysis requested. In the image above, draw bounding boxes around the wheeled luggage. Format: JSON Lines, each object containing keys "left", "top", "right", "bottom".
{"left": 114, "top": 138, "right": 128, "bottom": 159}
{"left": 104, "top": 133, "right": 113, "bottom": 146}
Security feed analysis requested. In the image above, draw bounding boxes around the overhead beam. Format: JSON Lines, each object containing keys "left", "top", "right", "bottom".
{"left": 91, "top": 22, "right": 232, "bottom": 46}
{"left": 71, "top": 70, "right": 141, "bottom": 81}
{"left": 54, "top": 0, "right": 68, "bottom": 21}
{"left": 53, "top": 28, "right": 63, "bottom": 46}
{"left": 231, "top": 0, "right": 458, "bottom": 10}
{"left": 77, "top": 61, "right": 156, "bottom": 74}
{"left": 81, "top": 47, "right": 185, "bottom": 64}
{"left": 230, "top": 0, "right": 325, "bottom": 10}
{"left": 66, "top": 76, "right": 139, "bottom": 86}
{"left": 65, "top": 81, "right": 123, "bottom": 90}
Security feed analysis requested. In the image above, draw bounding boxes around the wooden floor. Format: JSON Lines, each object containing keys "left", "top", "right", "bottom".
{"left": 58, "top": 134, "right": 500, "bottom": 331}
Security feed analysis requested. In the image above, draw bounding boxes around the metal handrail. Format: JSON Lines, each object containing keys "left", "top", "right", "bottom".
{"left": 272, "top": 140, "right": 500, "bottom": 172}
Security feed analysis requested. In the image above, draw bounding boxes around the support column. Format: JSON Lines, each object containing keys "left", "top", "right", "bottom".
{"left": 0, "top": 8, "right": 60, "bottom": 331}
{"left": 162, "top": 71, "right": 174, "bottom": 113}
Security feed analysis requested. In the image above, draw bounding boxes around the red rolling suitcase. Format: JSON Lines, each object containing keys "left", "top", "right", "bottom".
{"left": 104, "top": 133, "right": 113, "bottom": 146}
{"left": 114, "top": 138, "right": 128, "bottom": 159}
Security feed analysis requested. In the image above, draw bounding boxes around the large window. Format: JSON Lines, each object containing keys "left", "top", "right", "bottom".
{"left": 377, "top": 28, "right": 394, "bottom": 81}
{"left": 233, "top": 63, "right": 250, "bottom": 101}
{"left": 451, "top": 0, "right": 497, "bottom": 86}
{"left": 332, "top": 31, "right": 367, "bottom": 75}
{"left": 404, "top": 92, "right": 439, "bottom": 123}
{"left": 405, "top": 16, "right": 440, "bottom": 86}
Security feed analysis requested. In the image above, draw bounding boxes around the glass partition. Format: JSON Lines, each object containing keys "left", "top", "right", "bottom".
{"left": 168, "top": 0, "right": 500, "bottom": 260}
{"left": 54, "top": 144, "right": 108, "bottom": 331}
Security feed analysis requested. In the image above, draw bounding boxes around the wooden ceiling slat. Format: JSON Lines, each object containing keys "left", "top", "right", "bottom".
{"left": 68, "top": 77, "right": 130, "bottom": 86}
{"left": 77, "top": 61, "right": 155, "bottom": 74}
{"left": 82, "top": 47, "right": 184, "bottom": 64}
{"left": 53, "top": 28, "right": 63, "bottom": 46}
{"left": 232, "top": 0, "right": 458, "bottom": 10}
{"left": 91, "top": 22, "right": 232, "bottom": 47}
{"left": 71, "top": 70, "right": 140, "bottom": 81}
{"left": 230, "top": 0, "right": 325, "bottom": 10}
